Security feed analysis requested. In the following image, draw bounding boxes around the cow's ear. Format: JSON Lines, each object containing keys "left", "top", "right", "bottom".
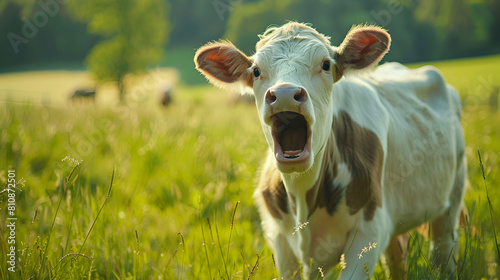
{"left": 195, "top": 41, "right": 253, "bottom": 90}
{"left": 336, "top": 25, "right": 390, "bottom": 71}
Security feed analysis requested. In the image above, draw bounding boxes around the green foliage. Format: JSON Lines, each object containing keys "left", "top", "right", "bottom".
{"left": 225, "top": 0, "right": 297, "bottom": 53}
{"left": 168, "top": 0, "right": 229, "bottom": 48}
{"left": 1, "top": 56, "right": 499, "bottom": 279}
{"left": 67, "top": 0, "right": 170, "bottom": 102}
{"left": 0, "top": 0, "right": 36, "bottom": 17}
{"left": 414, "top": 0, "right": 492, "bottom": 57}
{"left": 224, "top": 0, "right": 498, "bottom": 63}
{"left": 1, "top": 0, "right": 499, "bottom": 85}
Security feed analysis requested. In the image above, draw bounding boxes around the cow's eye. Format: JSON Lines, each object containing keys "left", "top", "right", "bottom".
{"left": 322, "top": 61, "right": 331, "bottom": 71}
{"left": 253, "top": 68, "right": 261, "bottom": 77}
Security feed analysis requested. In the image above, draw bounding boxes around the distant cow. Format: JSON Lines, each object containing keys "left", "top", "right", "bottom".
{"left": 195, "top": 22, "right": 465, "bottom": 280}
{"left": 69, "top": 88, "right": 96, "bottom": 103}
{"left": 159, "top": 86, "right": 173, "bottom": 106}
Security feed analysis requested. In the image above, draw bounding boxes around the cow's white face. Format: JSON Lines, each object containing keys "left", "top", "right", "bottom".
{"left": 251, "top": 36, "right": 337, "bottom": 173}
{"left": 195, "top": 23, "right": 390, "bottom": 174}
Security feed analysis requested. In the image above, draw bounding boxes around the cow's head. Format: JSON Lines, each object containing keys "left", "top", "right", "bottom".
{"left": 195, "top": 22, "right": 390, "bottom": 173}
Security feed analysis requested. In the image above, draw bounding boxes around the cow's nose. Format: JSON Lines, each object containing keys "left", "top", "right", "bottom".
{"left": 265, "top": 87, "right": 307, "bottom": 106}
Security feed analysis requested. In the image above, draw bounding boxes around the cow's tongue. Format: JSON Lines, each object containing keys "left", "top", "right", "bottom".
{"left": 273, "top": 112, "right": 308, "bottom": 158}
{"left": 280, "top": 126, "right": 306, "bottom": 156}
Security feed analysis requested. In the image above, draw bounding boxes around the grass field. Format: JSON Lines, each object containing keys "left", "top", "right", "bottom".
{"left": 0, "top": 55, "right": 499, "bottom": 279}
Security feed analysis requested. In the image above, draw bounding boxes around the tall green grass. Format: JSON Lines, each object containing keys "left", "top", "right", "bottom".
{"left": 1, "top": 55, "right": 499, "bottom": 279}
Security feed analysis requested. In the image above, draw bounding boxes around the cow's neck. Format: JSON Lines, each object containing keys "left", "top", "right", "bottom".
{"left": 280, "top": 130, "right": 340, "bottom": 224}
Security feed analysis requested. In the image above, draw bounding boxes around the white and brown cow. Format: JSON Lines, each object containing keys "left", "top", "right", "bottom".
{"left": 194, "top": 22, "right": 466, "bottom": 280}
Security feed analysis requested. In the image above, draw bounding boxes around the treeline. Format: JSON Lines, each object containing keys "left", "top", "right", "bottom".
{"left": 225, "top": 0, "right": 499, "bottom": 63}
{"left": 1, "top": 0, "right": 499, "bottom": 81}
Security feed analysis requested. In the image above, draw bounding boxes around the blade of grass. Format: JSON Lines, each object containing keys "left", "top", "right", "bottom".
{"left": 40, "top": 162, "right": 80, "bottom": 277}
{"left": 459, "top": 201, "right": 475, "bottom": 278}
{"left": 32, "top": 209, "right": 38, "bottom": 224}
{"left": 477, "top": 150, "right": 500, "bottom": 264}
{"left": 54, "top": 165, "right": 110, "bottom": 279}
{"left": 64, "top": 181, "right": 80, "bottom": 254}
{"left": 53, "top": 253, "right": 89, "bottom": 275}
{"left": 240, "top": 252, "right": 249, "bottom": 279}
{"left": 163, "top": 248, "right": 178, "bottom": 276}
{"left": 226, "top": 201, "right": 239, "bottom": 278}
{"left": 134, "top": 230, "right": 139, "bottom": 278}
{"left": 207, "top": 217, "right": 215, "bottom": 246}
{"left": 28, "top": 237, "right": 41, "bottom": 278}
{"left": 178, "top": 232, "right": 186, "bottom": 280}
{"left": 248, "top": 254, "right": 259, "bottom": 280}
{"left": 199, "top": 197, "right": 213, "bottom": 280}
{"left": 214, "top": 212, "right": 230, "bottom": 279}
{"left": 78, "top": 167, "right": 114, "bottom": 254}
{"left": 88, "top": 251, "right": 95, "bottom": 280}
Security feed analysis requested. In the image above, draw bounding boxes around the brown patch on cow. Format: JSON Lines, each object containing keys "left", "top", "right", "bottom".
{"left": 386, "top": 234, "right": 409, "bottom": 280}
{"left": 306, "top": 132, "right": 344, "bottom": 217}
{"left": 305, "top": 182, "right": 319, "bottom": 216}
{"left": 333, "top": 111, "right": 384, "bottom": 221}
{"left": 259, "top": 166, "right": 289, "bottom": 219}
{"left": 258, "top": 112, "right": 383, "bottom": 221}
{"left": 289, "top": 194, "right": 297, "bottom": 216}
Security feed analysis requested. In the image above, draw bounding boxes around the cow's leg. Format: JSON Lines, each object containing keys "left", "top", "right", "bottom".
{"left": 430, "top": 156, "right": 466, "bottom": 277}
{"left": 273, "top": 234, "right": 300, "bottom": 279}
{"left": 386, "top": 233, "right": 408, "bottom": 280}
{"left": 339, "top": 224, "right": 390, "bottom": 280}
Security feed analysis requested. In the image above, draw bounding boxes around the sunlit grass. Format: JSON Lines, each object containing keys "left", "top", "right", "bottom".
{"left": 0, "top": 55, "right": 499, "bottom": 279}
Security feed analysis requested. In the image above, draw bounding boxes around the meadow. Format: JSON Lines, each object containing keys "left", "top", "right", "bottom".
{"left": 0, "top": 55, "right": 499, "bottom": 279}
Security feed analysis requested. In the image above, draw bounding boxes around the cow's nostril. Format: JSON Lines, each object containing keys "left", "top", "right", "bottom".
{"left": 266, "top": 90, "right": 277, "bottom": 104}
{"left": 294, "top": 89, "right": 306, "bottom": 102}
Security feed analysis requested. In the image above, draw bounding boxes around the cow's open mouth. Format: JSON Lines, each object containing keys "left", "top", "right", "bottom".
{"left": 271, "top": 112, "right": 311, "bottom": 163}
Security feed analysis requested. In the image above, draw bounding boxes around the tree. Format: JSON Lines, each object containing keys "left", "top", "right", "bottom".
{"left": 67, "top": 0, "right": 169, "bottom": 103}
{"left": 0, "top": 0, "right": 36, "bottom": 16}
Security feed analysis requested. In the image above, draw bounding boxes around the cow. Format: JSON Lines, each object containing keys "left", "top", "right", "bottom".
{"left": 194, "top": 22, "right": 466, "bottom": 280}
{"left": 69, "top": 88, "right": 96, "bottom": 103}
{"left": 159, "top": 86, "right": 174, "bottom": 107}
